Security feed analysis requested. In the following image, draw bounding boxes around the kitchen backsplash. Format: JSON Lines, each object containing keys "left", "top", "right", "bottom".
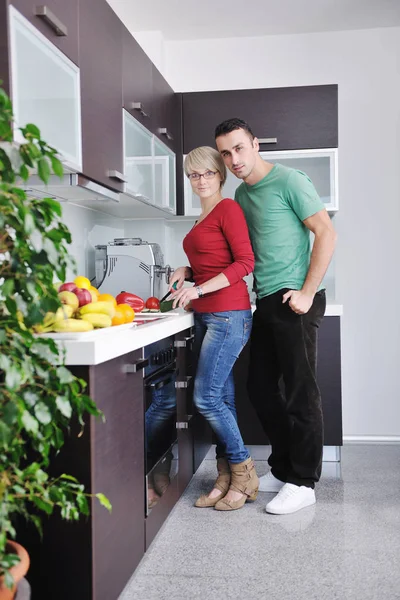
{"left": 124, "top": 219, "right": 337, "bottom": 302}
{"left": 61, "top": 203, "right": 125, "bottom": 283}
{"left": 62, "top": 209, "right": 336, "bottom": 301}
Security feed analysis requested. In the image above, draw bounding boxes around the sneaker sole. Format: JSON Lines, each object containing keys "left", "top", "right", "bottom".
{"left": 265, "top": 495, "right": 316, "bottom": 515}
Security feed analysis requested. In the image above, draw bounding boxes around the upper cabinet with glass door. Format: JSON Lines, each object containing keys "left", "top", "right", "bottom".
{"left": 124, "top": 110, "right": 154, "bottom": 204}
{"left": 184, "top": 148, "right": 338, "bottom": 216}
{"left": 124, "top": 111, "right": 177, "bottom": 215}
{"left": 260, "top": 149, "right": 338, "bottom": 213}
{"left": 154, "top": 136, "right": 176, "bottom": 214}
{"left": 8, "top": 6, "right": 82, "bottom": 172}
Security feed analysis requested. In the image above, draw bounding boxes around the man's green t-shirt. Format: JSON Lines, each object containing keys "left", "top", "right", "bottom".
{"left": 235, "top": 163, "right": 325, "bottom": 299}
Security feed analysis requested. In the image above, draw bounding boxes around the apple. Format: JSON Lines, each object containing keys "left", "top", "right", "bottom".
{"left": 59, "top": 282, "right": 78, "bottom": 294}
{"left": 58, "top": 290, "right": 79, "bottom": 312}
{"left": 89, "top": 289, "right": 98, "bottom": 302}
{"left": 75, "top": 288, "right": 92, "bottom": 307}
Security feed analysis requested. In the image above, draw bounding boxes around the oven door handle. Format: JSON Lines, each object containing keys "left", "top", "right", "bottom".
{"left": 145, "top": 369, "right": 176, "bottom": 390}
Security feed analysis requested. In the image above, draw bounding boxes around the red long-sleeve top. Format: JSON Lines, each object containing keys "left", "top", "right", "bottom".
{"left": 183, "top": 198, "right": 254, "bottom": 312}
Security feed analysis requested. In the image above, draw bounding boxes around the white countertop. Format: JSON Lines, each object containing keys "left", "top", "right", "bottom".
{"left": 57, "top": 304, "right": 342, "bottom": 366}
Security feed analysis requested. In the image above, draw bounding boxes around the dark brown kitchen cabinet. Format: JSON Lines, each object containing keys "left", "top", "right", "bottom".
{"left": 9, "top": 0, "right": 79, "bottom": 65}
{"left": 233, "top": 315, "right": 343, "bottom": 446}
{"left": 152, "top": 64, "right": 181, "bottom": 153}
{"left": 122, "top": 24, "right": 153, "bottom": 130}
{"left": 182, "top": 85, "right": 338, "bottom": 154}
{"left": 18, "top": 350, "right": 145, "bottom": 600}
{"left": 79, "top": 0, "right": 124, "bottom": 192}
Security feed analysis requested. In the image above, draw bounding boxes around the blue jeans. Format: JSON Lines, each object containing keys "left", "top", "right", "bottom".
{"left": 193, "top": 309, "right": 252, "bottom": 464}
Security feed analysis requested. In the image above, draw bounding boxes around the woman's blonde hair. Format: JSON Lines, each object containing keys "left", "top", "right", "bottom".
{"left": 184, "top": 146, "right": 227, "bottom": 188}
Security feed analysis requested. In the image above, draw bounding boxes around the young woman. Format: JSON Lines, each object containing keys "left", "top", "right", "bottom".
{"left": 169, "top": 146, "right": 258, "bottom": 511}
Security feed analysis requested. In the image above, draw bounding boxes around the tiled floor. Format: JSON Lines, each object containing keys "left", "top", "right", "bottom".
{"left": 120, "top": 445, "right": 400, "bottom": 600}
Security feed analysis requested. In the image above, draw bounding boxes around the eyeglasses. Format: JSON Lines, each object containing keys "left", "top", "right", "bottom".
{"left": 188, "top": 170, "right": 218, "bottom": 181}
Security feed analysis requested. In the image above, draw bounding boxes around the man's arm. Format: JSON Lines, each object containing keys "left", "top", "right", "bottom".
{"left": 283, "top": 209, "right": 337, "bottom": 314}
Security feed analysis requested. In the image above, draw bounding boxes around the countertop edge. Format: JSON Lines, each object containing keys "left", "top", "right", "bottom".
{"left": 57, "top": 304, "right": 343, "bottom": 366}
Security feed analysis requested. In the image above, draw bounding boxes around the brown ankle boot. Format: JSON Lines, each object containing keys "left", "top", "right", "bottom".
{"left": 195, "top": 458, "right": 231, "bottom": 507}
{"left": 214, "top": 457, "right": 258, "bottom": 511}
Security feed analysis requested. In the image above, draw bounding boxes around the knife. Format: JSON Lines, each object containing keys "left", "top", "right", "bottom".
{"left": 160, "top": 281, "right": 178, "bottom": 303}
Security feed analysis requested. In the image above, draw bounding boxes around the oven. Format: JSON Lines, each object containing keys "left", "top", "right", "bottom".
{"left": 143, "top": 335, "right": 179, "bottom": 516}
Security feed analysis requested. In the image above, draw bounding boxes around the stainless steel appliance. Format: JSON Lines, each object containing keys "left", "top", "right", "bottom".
{"left": 94, "top": 237, "right": 172, "bottom": 301}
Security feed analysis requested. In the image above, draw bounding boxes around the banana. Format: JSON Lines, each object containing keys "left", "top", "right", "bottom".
{"left": 33, "top": 306, "right": 75, "bottom": 333}
{"left": 53, "top": 318, "right": 94, "bottom": 333}
{"left": 78, "top": 301, "right": 116, "bottom": 319}
{"left": 79, "top": 313, "right": 112, "bottom": 329}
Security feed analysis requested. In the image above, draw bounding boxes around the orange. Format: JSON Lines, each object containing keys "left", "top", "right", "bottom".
{"left": 118, "top": 303, "right": 135, "bottom": 323}
{"left": 111, "top": 307, "right": 126, "bottom": 326}
{"left": 74, "top": 276, "right": 91, "bottom": 290}
{"left": 97, "top": 293, "right": 117, "bottom": 307}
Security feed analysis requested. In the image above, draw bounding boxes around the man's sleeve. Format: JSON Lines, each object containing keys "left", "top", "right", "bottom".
{"left": 286, "top": 170, "right": 325, "bottom": 221}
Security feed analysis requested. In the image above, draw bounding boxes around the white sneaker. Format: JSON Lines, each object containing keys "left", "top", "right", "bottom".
{"left": 265, "top": 483, "right": 316, "bottom": 515}
{"left": 258, "top": 471, "right": 285, "bottom": 493}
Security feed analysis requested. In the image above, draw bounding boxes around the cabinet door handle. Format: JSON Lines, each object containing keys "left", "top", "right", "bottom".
{"left": 107, "top": 170, "right": 128, "bottom": 183}
{"left": 122, "top": 358, "right": 149, "bottom": 374}
{"left": 175, "top": 376, "right": 193, "bottom": 389}
{"left": 258, "top": 137, "right": 278, "bottom": 144}
{"left": 176, "top": 415, "right": 193, "bottom": 429}
{"left": 129, "top": 102, "right": 149, "bottom": 118}
{"left": 159, "top": 128, "right": 174, "bottom": 141}
{"left": 174, "top": 334, "right": 194, "bottom": 348}
{"left": 35, "top": 6, "right": 68, "bottom": 36}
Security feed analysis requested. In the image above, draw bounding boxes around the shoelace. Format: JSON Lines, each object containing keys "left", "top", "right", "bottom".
{"left": 275, "top": 484, "right": 299, "bottom": 500}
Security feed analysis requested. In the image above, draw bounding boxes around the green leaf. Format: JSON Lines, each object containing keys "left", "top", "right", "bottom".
{"left": 1, "top": 278, "right": 15, "bottom": 298}
{"left": 34, "top": 402, "right": 52, "bottom": 425}
{"left": 38, "top": 157, "right": 50, "bottom": 184}
{"left": 50, "top": 155, "right": 63, "bottom": 178}
{"left": 3, "top": 401, "right": 18, "bottom": 426}
{"left": 19, "top": 163, "right": 29, "bottom": 181}
{"left": 31, "top": 496, "right": 53, "bottom": 515}
{"left": 5, "top": 365, "right": 23, "bottom": 390}
{"left": 31, "top": 341, "right": 56, "bottom": 362}
{"left": 56, "top": 366, "right": 75, "bottom": 384}
{"left": 21, "top": 411, "right": 39, "bottom": 435}
{"left": 35, "top": 469, "right": 48, "bottom": 484}
{"left": 43, "top": 238, "right": 58, "bottom": 265}
{"left": 95, "top": 493, "right": 112, "bottom": 512}
{"left": 24, "top": 212, "right": 35, "bottom": 234}
{"left": 76, "top": 494, "right": 89, "bottom": 516}
{"left": 29, "top": 228, "right": 43, "bottom": 252}
{"left": 4, "top": 570, "right": 15, "bottom": 590}
{"left": 0, "top": 421, "right": 11, "bottom": 446}
{"left": 23, "top": 391, "right": 38, "bottom": 407}
{"left": 56, "top": 396, "right": 72, "bottom": 419}
{"left": 60, "top": 474, "right": 78, "bottom": 483}
{"left": 25, "top": 123, "right": 41, "bottom": 138}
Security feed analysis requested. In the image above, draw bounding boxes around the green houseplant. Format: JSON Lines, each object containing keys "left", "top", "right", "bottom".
{"left": 0, "top": 86, "right": 111, "bottom": 596}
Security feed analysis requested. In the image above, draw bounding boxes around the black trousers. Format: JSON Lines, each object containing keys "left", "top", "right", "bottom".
{"left": 247, "top": 288, "right": 326, "bottom": 488}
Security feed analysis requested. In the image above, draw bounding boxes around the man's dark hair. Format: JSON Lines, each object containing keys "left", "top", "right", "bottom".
{"left": 215, "top": 118, "right": 255, "bottom": 141}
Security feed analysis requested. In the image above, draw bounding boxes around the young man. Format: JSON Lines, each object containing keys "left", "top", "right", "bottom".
{"left": 215, "top": 118, "right": 337, "bottom": 515}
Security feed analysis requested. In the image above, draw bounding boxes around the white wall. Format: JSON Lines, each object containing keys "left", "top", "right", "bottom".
{"left": 61, "top": 203, "right": 125, "bottom": 283}
{"left": 132, "top": 30, "right": 166, "bottom": 77}
{"left": 165, "top": 27, "right": 400, "bottom": 440}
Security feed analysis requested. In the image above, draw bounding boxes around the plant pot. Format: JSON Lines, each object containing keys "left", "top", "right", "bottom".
{"left": 0, "top": 542, "right": 30, "bottom": 600}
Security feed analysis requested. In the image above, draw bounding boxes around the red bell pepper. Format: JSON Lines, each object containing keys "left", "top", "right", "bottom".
{"left": 115, "top": 291, "right": 145, "bottom": 313}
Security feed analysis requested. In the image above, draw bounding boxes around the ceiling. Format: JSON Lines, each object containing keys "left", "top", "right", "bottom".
{"left": 107, "top": 0, "right": 400, "bottom": 40}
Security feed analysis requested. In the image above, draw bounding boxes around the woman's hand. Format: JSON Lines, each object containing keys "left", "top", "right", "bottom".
{"left": 170, "top": 285, "right": 199, "bottom": 309}
{"left": 169, "top": 266, "right": 189, "bottom": 292}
